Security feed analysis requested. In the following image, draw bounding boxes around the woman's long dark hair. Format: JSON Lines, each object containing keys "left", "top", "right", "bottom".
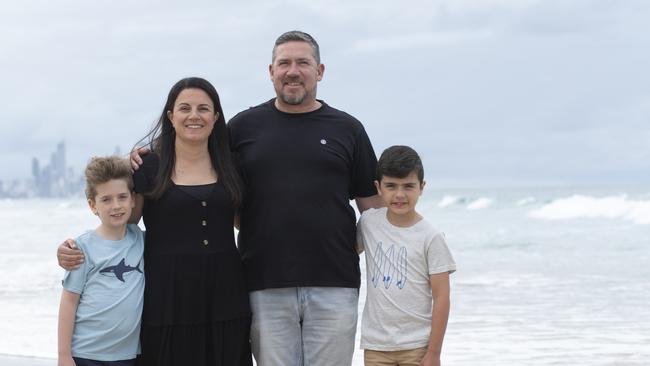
{"left": 135, "top": 77, "right": 243, "bottom": 207}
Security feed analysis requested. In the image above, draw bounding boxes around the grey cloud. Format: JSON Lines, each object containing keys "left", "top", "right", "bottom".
{"left": 1, "top": 0, "right": 649, "bottom": 186}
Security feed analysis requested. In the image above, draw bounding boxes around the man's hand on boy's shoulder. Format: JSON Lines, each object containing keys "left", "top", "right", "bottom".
{"left": 355, "top": 194, "right": 384, "bottom": 213}
{"left": 57, "top": 239, "right": 84, "bottom": 270}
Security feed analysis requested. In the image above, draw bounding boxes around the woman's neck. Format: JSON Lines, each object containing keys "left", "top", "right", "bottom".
{"left": 173, "top": 139, "right": 217, "bottom": 185}
{"left": 174, "top": 138, "right": 210, "bottom": 160}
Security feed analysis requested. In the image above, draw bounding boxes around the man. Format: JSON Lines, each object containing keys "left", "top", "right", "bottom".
{"left": 228, "top": 30, "right": 381, "bottom": 366}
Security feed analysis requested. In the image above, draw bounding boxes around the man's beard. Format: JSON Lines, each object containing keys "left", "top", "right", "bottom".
{"left": 280, "top": 90, "right": 307, "bottom": 105}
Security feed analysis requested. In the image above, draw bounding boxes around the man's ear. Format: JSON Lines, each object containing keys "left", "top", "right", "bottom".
{"left": 374, "top": 180, "right": 381, "bottom": 195}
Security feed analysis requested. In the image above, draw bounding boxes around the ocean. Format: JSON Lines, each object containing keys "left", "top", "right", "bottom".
{"left": 1, "top": 186, "right": 649, "bottom": 365}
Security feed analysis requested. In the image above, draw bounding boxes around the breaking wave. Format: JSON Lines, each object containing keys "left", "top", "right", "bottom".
{"left": 529, "top": 195, "right": 650, "bottom": 225}
{"left": 466, "top": 197, "right": 494, "bottom": 210}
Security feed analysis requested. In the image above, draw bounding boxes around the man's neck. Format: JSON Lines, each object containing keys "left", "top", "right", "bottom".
{"left": 274, "top": 98, "right": 322, "bottom": 114}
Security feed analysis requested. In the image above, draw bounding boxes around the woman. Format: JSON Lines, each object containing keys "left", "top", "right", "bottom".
{"left": 59, "top": 77, "right": 252, "bottom": 366}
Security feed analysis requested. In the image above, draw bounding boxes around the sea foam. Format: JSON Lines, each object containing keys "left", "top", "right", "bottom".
{"left": 466, "top": 197, "right": 494, "bottom": 210}
{"left": 516, "top": 196, "right": 536, "bottom": 206}
{"left": 438, "top": 195, "right": 461, "bottom": 208}
{"left": 529, "top": 194, "right": 650, "bottom": 225}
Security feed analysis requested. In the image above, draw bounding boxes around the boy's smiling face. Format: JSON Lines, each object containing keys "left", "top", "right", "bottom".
{"left": 88, "top": 179, "right": 134, "bottom": 229}
{"left": 375, "top": 172, "right": 425, "bottom": 220}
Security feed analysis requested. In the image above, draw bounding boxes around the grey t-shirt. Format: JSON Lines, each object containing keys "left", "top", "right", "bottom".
{"left": 357, "top": 208, "right": 456, "bottom": 351}
{"left": 62, "top": 224, "right": 144, "bottom": 361}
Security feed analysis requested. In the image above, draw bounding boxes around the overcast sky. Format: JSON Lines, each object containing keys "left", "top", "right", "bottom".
{"left": 1, "top": 0, "right": 649, "bottom": 187}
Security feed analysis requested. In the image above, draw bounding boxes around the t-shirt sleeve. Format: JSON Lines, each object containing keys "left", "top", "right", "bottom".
{"left": 350, "top": 126, "right": 378, "bottom": 199}
{"left": 226, "top": 116, "right": 239, "bottom": 144}
{"left": 133, "top": 153, "right": 159, "bottom": 194}
{"left": 61, "top": 240, "right": 90, "bottom": 294}
{"left": 426, "top": 232, "right": 457, "bottom": 275}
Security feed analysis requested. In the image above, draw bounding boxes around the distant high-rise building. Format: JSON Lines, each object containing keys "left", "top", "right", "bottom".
{"left": 50, "top": 141, "right": 66, "bottom": 180}
{"left": 32, "top": 157, "right": 43, "bottom": 196}
{"left": 41, "top": 166, "right": 52, "bottom": 197}
{"left": 30, "top": 140, "right": 80, "bottom": 198}
{"left": 32, "top": 158, "right": 40, "bottom": 184}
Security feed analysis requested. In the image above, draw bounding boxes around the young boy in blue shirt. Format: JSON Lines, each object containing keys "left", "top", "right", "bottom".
{"left": 357, "top": 145, "right": 456, "bottom": 366}
{"left": 58, "top": 156, "right": 144, "bottom": 366}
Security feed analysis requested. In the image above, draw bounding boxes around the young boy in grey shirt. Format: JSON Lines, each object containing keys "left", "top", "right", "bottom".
{"left": 58, "top": 157, "right": 144, "bottom": 366}
{"left": 357, "top": 146, "right": 456, "bottom": 366}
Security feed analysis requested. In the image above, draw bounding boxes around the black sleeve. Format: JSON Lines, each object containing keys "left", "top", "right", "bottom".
{"left": 133, "top": 153, "right": 160, "bottom": 194}
{"left": 350, "top": 125, "right": 378, "bottom": 199}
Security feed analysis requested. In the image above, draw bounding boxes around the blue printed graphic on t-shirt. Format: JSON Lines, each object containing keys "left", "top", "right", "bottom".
{"left": 370, "top": 241, "right": 408, "bottom": 289}
{"left": 99, "top": 258, "right": 143, "bottom": 282}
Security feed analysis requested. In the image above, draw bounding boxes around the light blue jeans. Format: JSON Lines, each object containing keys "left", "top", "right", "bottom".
{"left": 249, "top": 287, "right": 359, "bottom": 366}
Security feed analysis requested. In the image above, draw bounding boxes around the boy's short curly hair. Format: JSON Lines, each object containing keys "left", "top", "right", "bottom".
{"left": 376, "top": 145, "right": 424, "bottom": 183}
{"left": 84, "top": 156, "right": 133, "bottom": 200}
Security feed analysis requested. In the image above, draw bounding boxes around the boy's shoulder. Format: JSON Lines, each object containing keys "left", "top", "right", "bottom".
{"left": 416, "top": 216, "right": 441, "bottom": 236}
{"left": 126, "top": 223, "right": 144, "bottom": 235}
{"left": 72, "top": 230, "right": 104, "bottom": 264}
{"left": 126, "top": 223, "right": 145, "bottom": 241}
{"left": 358, "top": 207, "right": 386, "bottom": 227}
{"left": 414, "top": 218, "right": 451, "bottom": 250}
{"left": 360, "top": 206, "right": 385, "bottom": 219}
{"left": 74, "top": 230, "right": 97, "bottom": 251}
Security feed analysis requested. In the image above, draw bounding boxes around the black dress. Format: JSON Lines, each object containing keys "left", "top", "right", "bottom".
{"left": 134, "top": 154, "right": 252, "bottom": 366}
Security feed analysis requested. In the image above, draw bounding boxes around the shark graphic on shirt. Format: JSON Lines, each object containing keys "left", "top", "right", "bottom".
{"left": 100, "top": 258, "right": 143, "bottom": 282}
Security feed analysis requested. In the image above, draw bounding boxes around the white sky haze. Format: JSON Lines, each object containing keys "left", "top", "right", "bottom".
{"left": 1, "top": 0, "right": 649, "bottom": 187}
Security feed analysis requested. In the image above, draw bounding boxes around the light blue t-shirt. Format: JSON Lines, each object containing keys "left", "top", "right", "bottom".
{"left": 62, "top": 224, "right": 145, "bottom": 361}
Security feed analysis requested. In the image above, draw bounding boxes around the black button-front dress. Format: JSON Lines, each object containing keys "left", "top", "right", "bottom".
{"left": 134, "top": 154, "right": 252, "bottom": 366}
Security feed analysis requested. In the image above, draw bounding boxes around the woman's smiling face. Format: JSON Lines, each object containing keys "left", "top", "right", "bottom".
{"left": 167, "top": 88, "right": 219, "bottom": 143}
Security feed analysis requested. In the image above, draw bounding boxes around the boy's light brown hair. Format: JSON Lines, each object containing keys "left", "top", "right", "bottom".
{"left": 84, "top": 156, "right": 134, "bottom": 200}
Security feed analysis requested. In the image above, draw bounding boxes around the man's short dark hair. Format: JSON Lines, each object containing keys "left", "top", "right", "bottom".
{"left": 272, "top": 30, "right": 321, "bottom": 64}
{"left": 376, "top": 145, "right": 424, "bottom": 183}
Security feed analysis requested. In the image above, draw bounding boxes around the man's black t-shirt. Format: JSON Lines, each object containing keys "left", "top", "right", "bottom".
{"left": 229, "top": 99, "right": 377, "bottom": 291}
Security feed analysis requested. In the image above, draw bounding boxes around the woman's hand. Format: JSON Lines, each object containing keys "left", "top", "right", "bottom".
{"left": 57, "top": 239, "right": 84, "bottom": 270}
